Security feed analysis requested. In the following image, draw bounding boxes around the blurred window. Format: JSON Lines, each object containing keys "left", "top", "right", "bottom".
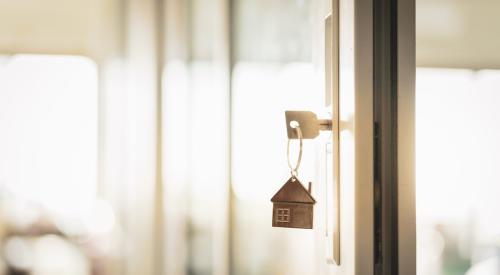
{"left": 0, "top": 54, "right": 98, "bottom": 217}
{"left": 231, "top": 0, "right": 321, "bottom": 275}
{"left": 417, "top": 68, "right": 500, "bottom": 275}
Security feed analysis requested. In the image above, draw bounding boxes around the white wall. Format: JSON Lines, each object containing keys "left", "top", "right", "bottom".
{"left": 0, "top": 0, "right": 122, "bottom": 60}
{"left": 417, "top": 0, "right": 500, "bottom": 69}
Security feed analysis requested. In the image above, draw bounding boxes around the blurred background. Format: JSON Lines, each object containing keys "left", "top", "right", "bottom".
{"left": 0, "top": 0, "right": 499, "bottom": 275}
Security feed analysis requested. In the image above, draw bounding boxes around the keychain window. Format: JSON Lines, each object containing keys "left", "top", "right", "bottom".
{"left": 276, "top": 208, "right": 290, "bottom": 223}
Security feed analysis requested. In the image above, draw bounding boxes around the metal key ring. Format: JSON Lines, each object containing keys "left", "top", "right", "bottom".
{"left": 287, "top": 123, "right": 303, "bottom": 178}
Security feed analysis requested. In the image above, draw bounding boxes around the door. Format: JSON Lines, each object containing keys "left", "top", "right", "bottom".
{"left": 160, "top": 0, "right": 416, "bottom": 273}
{"left": 231, "top": 0, "right": 415, "bottom": 274}
{"left": 322, "top": 0, "right": 416, "bottom": 274}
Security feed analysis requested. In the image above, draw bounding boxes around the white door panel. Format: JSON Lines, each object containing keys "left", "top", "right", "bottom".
{"left": 317, "top": 0, "right": 415, "bottom": 274}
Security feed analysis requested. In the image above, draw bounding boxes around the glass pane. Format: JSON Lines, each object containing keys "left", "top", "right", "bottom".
{"left": 416, "top": 68, "right": 500, "bottom": 275}
{"left": 0, "top": 55, "right": 98, "bottom": 215}
{"left": 162, "top": 0, "right": 230, "bottom": 274}
{"left": 234, "top": 0, "right": 314, "bottom": 62}
{"left": 0, "top": 54, "right": 99, "bottom": 274}
{"left": 231, "top": 0, "right": 322, "bottom": 274}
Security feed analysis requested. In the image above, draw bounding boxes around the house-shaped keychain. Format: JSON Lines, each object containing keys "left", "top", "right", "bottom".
{"left": 271, "top": 177, "right": 316, "bottom": 229}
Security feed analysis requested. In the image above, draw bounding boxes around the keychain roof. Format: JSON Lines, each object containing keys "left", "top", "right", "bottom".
{"left": 271, "top": 177, "right": 315, "bottom": 204}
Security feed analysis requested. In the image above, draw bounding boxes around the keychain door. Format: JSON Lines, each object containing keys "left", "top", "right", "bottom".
{"left": 317, "top": 0, "right": 415, "bottom": 274}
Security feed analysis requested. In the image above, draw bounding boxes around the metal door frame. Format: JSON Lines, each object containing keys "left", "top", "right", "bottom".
{"left": 353, "top": 0, "right": 415, "bottom": 274}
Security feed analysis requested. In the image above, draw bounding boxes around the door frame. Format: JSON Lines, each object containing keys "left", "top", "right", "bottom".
{"left": 352, "top": 0, "right": 415, "bottom": 274}
{"left": 395, "top": 0, "right": 416, "bottom": 274}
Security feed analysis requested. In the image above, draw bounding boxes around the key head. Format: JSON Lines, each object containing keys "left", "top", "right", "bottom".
{"left": 285, "top": 111, "right": 321, "bottom": 139}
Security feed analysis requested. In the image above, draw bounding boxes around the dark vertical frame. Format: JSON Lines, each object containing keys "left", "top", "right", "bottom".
{"left": 373, "top": 0, "right": 399, "bottom": 274}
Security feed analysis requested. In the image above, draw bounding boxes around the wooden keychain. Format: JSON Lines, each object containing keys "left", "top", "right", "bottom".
{"left": 271, "top": 123, "right": 316, "bottom": 229}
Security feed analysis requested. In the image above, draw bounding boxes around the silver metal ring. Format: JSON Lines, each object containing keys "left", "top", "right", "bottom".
{"left": 287, "top": 125, "right": 303, "bottom": 177}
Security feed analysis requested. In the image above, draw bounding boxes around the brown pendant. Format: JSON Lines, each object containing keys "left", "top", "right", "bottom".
{"left": 271, "top": 176, "right": 316, "bottom": 229}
